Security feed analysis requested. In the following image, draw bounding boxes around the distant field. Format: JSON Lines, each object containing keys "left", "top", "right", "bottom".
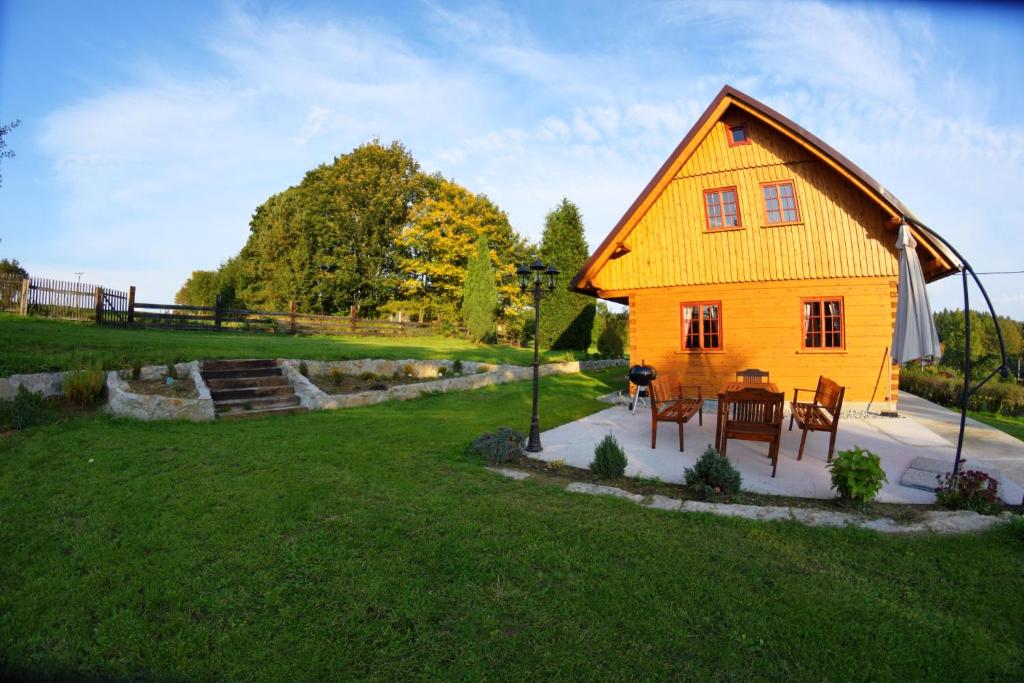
{"left": 0, "top": 314, "right": 585, "bottom": 375}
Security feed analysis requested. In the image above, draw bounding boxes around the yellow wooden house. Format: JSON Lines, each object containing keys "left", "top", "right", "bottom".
{"left": 571, "top": 86, "right": 958, "bottom": 407}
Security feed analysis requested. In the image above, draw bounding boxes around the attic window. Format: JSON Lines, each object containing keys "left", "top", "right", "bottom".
{"left": 727, "top": 125, "right": 750, "bottom": 146}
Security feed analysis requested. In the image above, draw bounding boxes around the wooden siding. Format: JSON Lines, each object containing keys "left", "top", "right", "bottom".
{"left": 628, "top": 276, "right": 900, "bottom": 404}
{"left": 594, "top": 109, "right": 899, "bottom": 293}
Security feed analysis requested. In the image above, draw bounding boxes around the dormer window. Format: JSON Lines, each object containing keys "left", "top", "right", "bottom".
{"left": 727, "top": 124, "right": 750, "bottom": 146}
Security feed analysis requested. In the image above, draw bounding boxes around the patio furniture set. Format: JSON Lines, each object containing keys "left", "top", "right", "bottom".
{"left": 645, "top": 369, "right": 846, "bottom": 478}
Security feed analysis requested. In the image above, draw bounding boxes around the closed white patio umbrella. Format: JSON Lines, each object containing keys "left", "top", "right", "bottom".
{"left": 891, "top": 222, "right": 941, "bottom": 364}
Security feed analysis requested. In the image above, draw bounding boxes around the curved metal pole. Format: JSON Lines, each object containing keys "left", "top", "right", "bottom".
{"left": 907, "top": 218, "right": 1010, "bottom": 479}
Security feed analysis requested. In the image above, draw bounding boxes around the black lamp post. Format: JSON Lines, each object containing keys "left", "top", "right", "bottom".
{"left": 518, "top": 258, "right": 559, "bottom": 452}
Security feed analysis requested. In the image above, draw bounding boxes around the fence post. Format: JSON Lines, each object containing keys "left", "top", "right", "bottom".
{"left": 19, "top": 277, "right": 30, "bottom": 316}
{"left": 94, "top": 286, "right": 103, "bottom": 325}
{"left": 127, "top": 285, "right": 136, "bottom": 324}
{"left": 214, "top": 294, "right": 223, "bottom": 330}
{"left": 350, "top": 305, "right": 357, "bottom": 334}
{"left": 289, "top": 300, "right": 297, "bottom": 335}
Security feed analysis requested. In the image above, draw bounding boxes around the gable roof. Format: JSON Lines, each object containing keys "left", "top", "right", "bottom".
{"left": 571, "top": 85, "right": 959, "bottom": 299}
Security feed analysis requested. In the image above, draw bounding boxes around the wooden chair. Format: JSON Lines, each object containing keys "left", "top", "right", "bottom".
{"left": 720, "top": 387, "right": 785, "bottom": 477}
{"left": 789, "top": 376, "right": 846, "bottom": 462}
{"left": 736, "top": 368, "right": 770, "bottom": 384}
{"left": 649, "top": 376, "right": 703, "bottom": 452}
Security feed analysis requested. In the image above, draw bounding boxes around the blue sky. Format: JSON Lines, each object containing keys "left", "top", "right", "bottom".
{"left": 1, "top": 0, "right": 1023, "bottom": 317}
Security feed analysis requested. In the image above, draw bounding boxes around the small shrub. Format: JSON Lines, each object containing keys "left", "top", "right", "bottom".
{"left": 357, "top": 371, "right": 376, "bottom": 381}
{"left": 684, "top": 446, "right": 742, "bottom": 500}
{"left": 597, "top": 318, "right": 626, "bottom": 358}
{"left": 935, "top": 470, "right": 1001, "bottom": 515}
{"left": 590, "top": 433, "right": 628, "bottom": 478}
{"left": 131, "top": 361, "right": 143, "bottom": 381}
{"left": 546, "top": 458, "right": 567, "bottom": 471}
{"left": 329, "top": 368, "right": 346, "bottom": 384}
{"left": 298, "top": 360, "right": 309, "bottom": 377}
{"left": 63, "top": 364, "right": 106, "bottom": 407}
{"left": 0, "top": 386, "right": 47, "bottom": 431}
{"left": 469, "top": 427, "right": 525, "bottom": 465}
{"left": 437, "top": 367, "right": 449, "bottom": 378}
{"left": 452, "top": 360, "right": 464, "bottom": 375}
{"left": 166, "top": 363, "right": 178, "bottom": 380}
{"left": 828, "top": 446, "right": 887, "bottom": 504}
{"left": 403, "top": 363, "right": 415, "bottom": 378}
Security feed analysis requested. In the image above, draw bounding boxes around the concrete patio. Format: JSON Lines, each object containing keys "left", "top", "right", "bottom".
{"left": 536, "top": 395, "right": 1024, "bottom": 505}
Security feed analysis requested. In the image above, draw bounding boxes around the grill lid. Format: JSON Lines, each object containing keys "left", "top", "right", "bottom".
{"left": 628, "top": 362, "right": 656, "bottom": 387}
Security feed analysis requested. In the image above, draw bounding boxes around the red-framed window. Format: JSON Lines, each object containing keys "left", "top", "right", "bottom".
{"left": 727, "top": 124, "right": 750, "bottom": 146}
{"left": 802, "top": 298, "right": 844, "bottom": 349}
{"left": 681, "top": 302, "right": 722, "bottom": 351}
{"left": 703, "top": 187, "right": 741, "bottom": 231}
{"left": 761, "top": 180, "right": 800, "bottom": 224}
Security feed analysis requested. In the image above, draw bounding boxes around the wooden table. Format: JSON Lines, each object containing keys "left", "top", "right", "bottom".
{"left": 715, "top": 381, "right": 779, "bottom": 451}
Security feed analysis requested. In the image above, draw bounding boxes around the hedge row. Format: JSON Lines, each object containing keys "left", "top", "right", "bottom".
{"left": 900, "top": 370, "right": 1024, "bottom": 417}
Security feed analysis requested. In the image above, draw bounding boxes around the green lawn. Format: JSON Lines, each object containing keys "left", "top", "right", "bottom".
{"left": 0, "top": 314, "right": 583, "bottom": 375}
{"left": 971, "top": 410, "right": 1024, "bottom": 442}
{"left": 2, "top": 369, "right": 1023, "bottom": 681}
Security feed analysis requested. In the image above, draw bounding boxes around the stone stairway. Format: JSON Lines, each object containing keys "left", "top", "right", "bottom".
{"left": 200, "top": 359, "right": 305, "bottom": 419}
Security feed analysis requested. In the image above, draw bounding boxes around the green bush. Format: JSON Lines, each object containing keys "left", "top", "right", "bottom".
{"left": 828, "top": 446, "right": 887, "bottom": 504}
{"left": 452, "top": 360, "right": 464, "bottom": 375}
{"left": 469, "top": 427, "right": 525, "bottom": 465}
{"left": 590, "top": 433, "right": 628, "bottom": 478}
{"left": 935, "top": 470, "right": 1001, "bottom": 515}
{"left": 166, "top": 362, "right": 178, "bottom": 380}
{"left": 298, "top": 361, "right": 309, "bottom": 377}
{"left": 0, "top": 386, "right": 47, "bottom": 431}
{"left": 597, "top": 317, "right": 626, "bottom": 358}
{"left": 131, "top": 361, "right": 143, "bottom": 381}
{"left": 62, "top": 364, "right": 106, "bottom": 407}
{"left": 900, "top": 367, "right": 1024, "bottom": 417}
{"left": 684, "top": 446, "right": 742, "bottom": 500}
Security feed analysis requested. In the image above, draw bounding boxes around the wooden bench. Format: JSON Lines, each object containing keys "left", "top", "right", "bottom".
{"left": 649, "top": 376, "right": 703, "bottom": 452}
{"left": 789, "top": 376, "right": 846, "bottom": 462}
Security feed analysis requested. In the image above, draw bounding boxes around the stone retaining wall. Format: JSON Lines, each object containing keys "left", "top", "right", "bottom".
{"left": 280, "top": 357, "right": 627, "bottom": 411}
{"left": 0, "top": 370, "right": 69, "bottom": 400}
{"left": 105, "top": 362, "right": 215, "bottom": 421}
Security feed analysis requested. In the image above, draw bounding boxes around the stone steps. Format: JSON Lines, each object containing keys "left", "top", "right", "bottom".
{"left": 200, "top": 359, "right": 305, "bottom": 420}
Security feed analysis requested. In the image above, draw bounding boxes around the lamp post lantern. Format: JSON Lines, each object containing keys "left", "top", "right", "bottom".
{"left": 518, "top": 258, "right": 559, "bottom": 452}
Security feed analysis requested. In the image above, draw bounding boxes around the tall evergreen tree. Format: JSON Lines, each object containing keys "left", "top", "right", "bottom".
{"left": 461, "top": 234, "right": 499, "bottom": 342}
{"left": 537, "top": 198, "right": 595, "bottom": 350}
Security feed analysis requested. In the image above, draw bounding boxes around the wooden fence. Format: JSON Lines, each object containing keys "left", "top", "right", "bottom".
{"left": 0, "top": 274, "right": 132, "bottom": 323}
{"left": 2, "top": 273, "right": 456, "bottom": 337}
{"left": 130, "top": 299, "right": 444, "bottom": 336}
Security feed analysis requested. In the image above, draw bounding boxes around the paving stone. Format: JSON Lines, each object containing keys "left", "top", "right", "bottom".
{"left": 921, "top": 510, "right": 1005, "bottom": 534}
{"left": 640, "top": 494, "right": 682, "bottom": 511}
{"left": 909, "top": 456, "right": 956, "bottom": 474}
{"left": 681, "top": 501, "right": 792, "bottom": 522}
{"left": 486, "top": 467, "right": 530, "bottom": 481}
{"left": 565, "top": 482, "right": 642, "bottom": 502}
{"left": 900, "top": 467, "right": 944, "bottom": 492}
{"left": 788, "top": 508, "right": 858, "bottom": 528}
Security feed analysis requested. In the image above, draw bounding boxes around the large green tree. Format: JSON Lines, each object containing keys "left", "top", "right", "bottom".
{"left": 461, "top": 234, "right": 499, "bottom": 342}
{"left": 393, "top": 177, "right": 527, "bottom": 326}
{"left": 537, "top": 198, "right": 595, "bottom": 351}
{"left": 236, "top": 139, "right": 425, "bottom": 315}
{"left": 0, "top": 258, "right": 28, "bottom": 278}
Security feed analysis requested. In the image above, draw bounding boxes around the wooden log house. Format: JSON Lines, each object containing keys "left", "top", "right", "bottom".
{"left": 571, "top": 86, "right": 958, "bottom": 407}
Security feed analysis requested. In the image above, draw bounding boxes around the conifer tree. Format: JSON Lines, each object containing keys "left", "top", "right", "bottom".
{"left": 461, "top": 234, "right": 498, "bottom": 342}
{"left": 537, "top": 198, "right": 595, "bottom": 350}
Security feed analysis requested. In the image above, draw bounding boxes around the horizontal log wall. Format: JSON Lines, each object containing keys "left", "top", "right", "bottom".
{"left": 629, "top": 276, "right": 899, "bottom": 404}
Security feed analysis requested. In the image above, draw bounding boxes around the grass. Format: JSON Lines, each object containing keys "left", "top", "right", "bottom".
{"left": 2, "top": 368, "right": 1023, "bottom": 681}
{"left": 0, "top": 314, "right": 585, "bottom": 375}
{"left": 970, "top": 410, "right": 1024, "bottom": 442}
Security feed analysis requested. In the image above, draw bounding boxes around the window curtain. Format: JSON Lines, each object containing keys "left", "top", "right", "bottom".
{"left": 683, "top": 305, "right": 694, "bottom": 347}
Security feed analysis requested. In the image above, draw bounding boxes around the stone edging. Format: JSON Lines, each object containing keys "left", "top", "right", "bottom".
{"left": 486, "top": 468, "right": 1017, "bottom": 535}
{"left": 106, "top": 362, "right": 215, "bottom": 421}
{"left": 280, "top": 358, "right": 627, "bottom": 411}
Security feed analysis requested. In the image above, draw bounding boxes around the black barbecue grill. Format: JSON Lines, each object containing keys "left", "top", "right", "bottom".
{"left": 627, "top": 362, "right": 656, "bottom": 413}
